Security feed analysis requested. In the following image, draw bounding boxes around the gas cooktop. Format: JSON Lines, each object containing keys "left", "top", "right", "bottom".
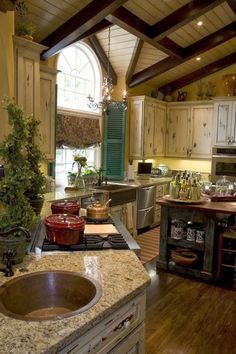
{"left": 31, "top": 216, "right": 140, "bottom": 255}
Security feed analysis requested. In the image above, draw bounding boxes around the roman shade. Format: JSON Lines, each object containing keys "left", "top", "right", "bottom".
{"left": 56, "top": 113, "right": 101, "bottom": 149}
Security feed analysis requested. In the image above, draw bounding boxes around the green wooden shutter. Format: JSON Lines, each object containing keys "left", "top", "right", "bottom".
{"left": 103, "top": 107, "right": 126, "bottom": 180}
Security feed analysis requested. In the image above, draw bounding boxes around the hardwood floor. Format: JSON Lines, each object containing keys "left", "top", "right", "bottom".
{"left": 144, "top": 260, "right": 236, "bottom": 354}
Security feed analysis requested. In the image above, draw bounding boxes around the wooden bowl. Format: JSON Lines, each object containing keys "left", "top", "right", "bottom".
{"left": 171, "top": 248, "right": 198, "bottom": 266}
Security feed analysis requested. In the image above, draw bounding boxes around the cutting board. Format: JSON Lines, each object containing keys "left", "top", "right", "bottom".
{"left": 84, "top": 224, "right": 119, "bottom": 235}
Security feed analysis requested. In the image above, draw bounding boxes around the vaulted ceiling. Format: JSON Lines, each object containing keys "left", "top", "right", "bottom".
{"left": 12, "top": 0, "right": 236, "bottom": 93}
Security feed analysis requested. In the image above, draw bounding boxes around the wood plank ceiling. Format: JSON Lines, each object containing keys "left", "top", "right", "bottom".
{"left": 15, "top": 0, "right": 236, "bottom": 93}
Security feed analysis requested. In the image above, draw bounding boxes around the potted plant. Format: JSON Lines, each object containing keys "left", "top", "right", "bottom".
{"left": 0, "top": 98, "right": 36, "bottom": 264}
{"left": 24, "top": 115, "right": 46, "bottom": 215}
{"left": 14, "top": 0, "right": 35, "bottom": 40}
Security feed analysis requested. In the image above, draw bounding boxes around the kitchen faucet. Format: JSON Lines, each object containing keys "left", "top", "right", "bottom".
{"left": 96, "top": 169, "right": 108, "bottom": 186}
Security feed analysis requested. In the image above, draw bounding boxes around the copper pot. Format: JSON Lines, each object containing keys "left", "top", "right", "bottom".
{"left": 51, "top": 200, "right": 80, "bottom": 215}
{"left": 44, "top": 214, "right": 85, "bottom": 245}
{"left": 86, "top": 199, "right": 112, "bottom": 220}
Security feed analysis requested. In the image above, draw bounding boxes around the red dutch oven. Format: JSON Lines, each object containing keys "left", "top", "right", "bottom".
{"left": 51, "top": 200, "right": 80, "bottom": 215}
{"left": 44, "top": 214, "right": 85, "bottom": 245}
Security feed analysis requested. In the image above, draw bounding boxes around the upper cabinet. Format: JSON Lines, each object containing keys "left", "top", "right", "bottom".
{"left": 39, "top": 65, "right": 57, "bottom": 160}
{"left": 13, "top": 36, "right": 57, "bottom": 160}
{"left": 129, "top": 96, "right": 166, "bottom": 159}
{"left": 166, "top": 102, "right": 213, "bottom": 159}
{"left": 213, "top": 99, "right": 236, "bottom": 146}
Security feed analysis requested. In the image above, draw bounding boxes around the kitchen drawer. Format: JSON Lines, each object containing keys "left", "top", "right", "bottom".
{"left": 59, "top": 292, "right": 146, "bottom": 354}
{"left": 156, "top": 185, "right": 164, "bottom": 198}
{"left": 137, "top": 206, "right": 154, "bottom": 229}
{"left": 137, "top": 186, "right": 155, "bottom": 209}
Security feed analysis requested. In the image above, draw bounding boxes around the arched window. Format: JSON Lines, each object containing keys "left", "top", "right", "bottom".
{"left": 57, "top": 42, "right": 101, "bottom": 113}
{"left": 55, "top": 42, "right": 101, "bottom": 186}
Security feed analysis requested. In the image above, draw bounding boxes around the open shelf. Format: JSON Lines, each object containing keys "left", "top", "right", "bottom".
{"left": 168, "top": 237, "right": 205, "bottom": 251}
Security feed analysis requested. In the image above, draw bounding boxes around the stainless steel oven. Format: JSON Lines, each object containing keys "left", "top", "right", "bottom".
{"left": 211, "top": 146, "right": 236, "bottom": 182}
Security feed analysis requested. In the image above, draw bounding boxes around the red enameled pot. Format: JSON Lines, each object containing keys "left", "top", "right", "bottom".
{"left": 51, "top": 200, "right": 80, "bottom": 215}
{"left": 44, "top": 214, "right": 85, "bottom": 245}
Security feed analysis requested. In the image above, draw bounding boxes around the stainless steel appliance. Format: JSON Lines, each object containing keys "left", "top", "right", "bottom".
{"left": 136, "top": 185, "right": 155, "bottom": 229}
{"left": 211, "top": 146, "right": 236, "bottom": 182}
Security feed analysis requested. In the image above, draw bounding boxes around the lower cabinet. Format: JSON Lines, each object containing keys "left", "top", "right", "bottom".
{"left": 58, "top": 292, "right": 146, "bottom": 354}
{"left": 110, "top": 202, "right": 136, "bottom": 235}
{"left": 152, "top": 183, "right": 170, "bottom": 227}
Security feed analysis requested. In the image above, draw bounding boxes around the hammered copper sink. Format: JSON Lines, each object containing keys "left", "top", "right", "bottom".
{"left": 0, "top": 271, "right": 102, "bottom": 321}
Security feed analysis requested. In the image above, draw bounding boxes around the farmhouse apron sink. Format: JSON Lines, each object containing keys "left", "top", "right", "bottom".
{"left": 93, "top": 184, "right": 137, "bottom": 206}
{"left": 0, "top": 270, "right": 102, "bottom": 321}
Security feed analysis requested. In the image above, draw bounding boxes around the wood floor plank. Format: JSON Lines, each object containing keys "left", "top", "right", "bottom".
{"left": 144, "top": 260, "right": 236, "bottom": 354}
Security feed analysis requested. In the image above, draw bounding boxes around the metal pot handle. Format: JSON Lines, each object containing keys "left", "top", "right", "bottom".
{"left": 0, "top": 226, "right": 31, "bottom": 239}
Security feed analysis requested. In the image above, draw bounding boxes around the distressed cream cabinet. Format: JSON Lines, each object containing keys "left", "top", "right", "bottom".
{"left": 213, "top": 98, "right": 236, "bottom": 146}
{"left": 129, "top": 96, "right": 166, "bottom": 159}
{"left": 13, "top": 36, "right": 57, "bottom": 160}
{"left": 39, "top": 65, "right": 57, "bottom": 160}
{"left": 166, "top": 101, "right": 213, "bottom": 158}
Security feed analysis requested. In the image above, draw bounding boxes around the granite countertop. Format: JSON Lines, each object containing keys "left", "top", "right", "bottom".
{"left": 41, "top": 177, "right": 171, "bottom": 218}
{"left": 0, "top": 251, "right": 150, "bottom": 354}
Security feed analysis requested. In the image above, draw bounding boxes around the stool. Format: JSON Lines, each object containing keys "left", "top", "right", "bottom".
{"left": 216, "top": 229, "right": 236, "bottom": 280}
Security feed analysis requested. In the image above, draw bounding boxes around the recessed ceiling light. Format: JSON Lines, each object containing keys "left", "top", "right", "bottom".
{"left": 197, "top": 20, "right": 203, "bottom": 26}
{"left": 196, "top": 57, "right": 201, "bottom": 61}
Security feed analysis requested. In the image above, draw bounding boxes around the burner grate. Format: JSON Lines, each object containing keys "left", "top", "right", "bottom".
{"left": 42, "top": 233, "right": 129, "bottom": 251}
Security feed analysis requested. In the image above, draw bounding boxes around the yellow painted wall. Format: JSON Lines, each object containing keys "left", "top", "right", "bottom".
{"left": 172, "top": 63, "right": 236, "bottom": 101}
{"left": 0, "top": 11, "right": 15, "bottom": 164}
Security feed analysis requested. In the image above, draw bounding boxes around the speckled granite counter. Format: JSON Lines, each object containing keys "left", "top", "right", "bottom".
{"left": 41, "top": 177, "right": 171, "bottom": 218}
{"left": 0, "top": 251, "right": 150, "bottom": 354}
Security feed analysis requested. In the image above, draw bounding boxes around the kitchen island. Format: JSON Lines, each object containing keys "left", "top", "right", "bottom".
{"left": 157, "top": 198, "right": 236, "bottom": 281}
{"left": 0, "top": 250, "right": 150, "bottom": 353}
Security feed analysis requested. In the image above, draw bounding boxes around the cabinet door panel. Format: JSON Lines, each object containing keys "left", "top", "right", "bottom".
{"left": 143, "top": 102, "right": 155, "bottom": 157}
{"left": 166, "top": 107, "right": 190, "bottom": 157}
{"left": 214, "top": 102, "right": 233, "bottom": 145}
{"left": 191, "top": 106, "right": 213, "bottom": 158}
{"left": 129, "top": 100, "right": 143, "bottom": 158}
{"left": 153, "top": 104, "right": 166, "bottom": 156}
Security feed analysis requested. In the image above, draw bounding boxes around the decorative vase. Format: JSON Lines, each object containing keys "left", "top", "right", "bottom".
{"left": 0, "top": 227, "right": 31, "bottom": 264}
{"left": 75, "top": 174, "right": 85, "bottom": 189}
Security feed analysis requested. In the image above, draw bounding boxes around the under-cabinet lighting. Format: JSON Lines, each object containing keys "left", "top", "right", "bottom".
{"left": 197, "top": 20, "right": 203, "bottom": 26}
{"left": 196, "top": 57, "right": 201, "bottom": 61}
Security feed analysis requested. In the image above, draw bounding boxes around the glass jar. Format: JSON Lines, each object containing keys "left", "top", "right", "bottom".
{"left": 216, "top": 176, "right": 231, "bottom": 195}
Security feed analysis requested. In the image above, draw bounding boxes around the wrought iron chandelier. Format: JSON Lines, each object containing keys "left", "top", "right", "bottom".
{"left": 87, "top": 27, "right": 127, "bottom": 114}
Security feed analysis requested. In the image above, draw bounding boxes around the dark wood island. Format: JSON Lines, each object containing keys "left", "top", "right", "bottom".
{"left": 157, "top": 198, "right": 236, "bottom": 281}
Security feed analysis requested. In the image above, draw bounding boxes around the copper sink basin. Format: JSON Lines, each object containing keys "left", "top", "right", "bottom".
{"left": 0, "top": 271, "right": 102, "bottom": 321}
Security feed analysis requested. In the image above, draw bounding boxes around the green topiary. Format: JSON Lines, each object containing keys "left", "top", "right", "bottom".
{"left": 15, "top": 1, "right": 35, "bottom": 39}
{"left": 24, "top": 115, "right": 46, "bottom": 202}
{"left": 0, "top": 98, "right": 36, "bottom": 230}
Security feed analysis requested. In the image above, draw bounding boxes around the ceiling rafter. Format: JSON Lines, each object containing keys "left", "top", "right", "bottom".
{"left": 106, "top": 7, "right": 184, "bottom": 58}
{"left": 126, "top": 39, "right": 144, "bottom": 83}
{"left": 227, "top": 0, "right": 236, "bottom": 14}
{"left": 88, "top": 34, "right": 117, "bottom": 85}
{"left": 159, "top": 52, "right": 236, "bottom": 93}
{"left": 128, "top": 21, "right": 236, "bottom": 87}
{"left": 150, "top": 0, "right": 226, "bottom": 40}
{"left": 40, "top": 0, "right": 128, "bottom": 60}
{"left": 70, "top": 19, "right": 112, "bottom": 46}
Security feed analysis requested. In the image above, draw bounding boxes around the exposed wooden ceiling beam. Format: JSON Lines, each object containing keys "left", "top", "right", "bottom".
{"left": 151, "top": 0, "right": 226, "bottom": 40}
{"left": 70, "top": 19, "right": 112, "bottom": 45}
{"left": 227, "top": 0, "right": 236, "bottom": 14}
{"left": 184, "top": 22, "right": 236, "bottom": 57}
{"left": 88, "top": 34, "right": 117, "bottom": 85}
{"left": 126, "top": 39, "right": 143, "bottom": 84}
{"left": 107, "top": 7, "right": 184, "bottom": 58}
{"left": 128, "top": 22, "right": 236, "bottom": 88}
{"left": 40, "top": 0, "right": 128, "bottom": 60}
{"left": 159, "top": 52, "right": 236, "bottom": 93}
